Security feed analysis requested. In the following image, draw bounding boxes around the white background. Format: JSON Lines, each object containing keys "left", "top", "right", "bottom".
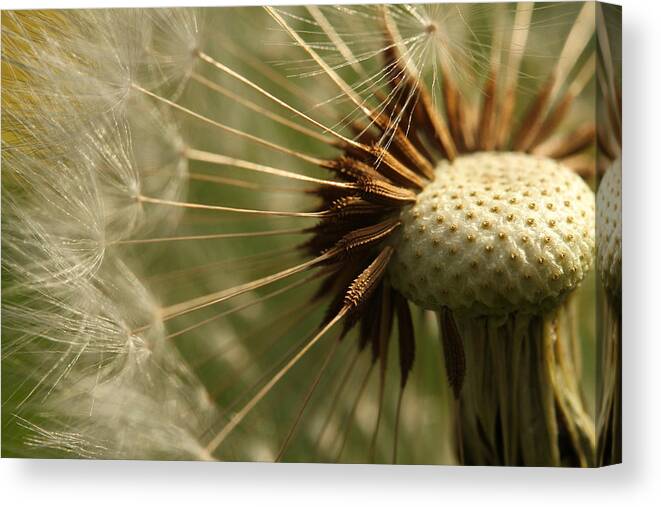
{"left": 2, "top": 0, "right": 660, "bottom": 505}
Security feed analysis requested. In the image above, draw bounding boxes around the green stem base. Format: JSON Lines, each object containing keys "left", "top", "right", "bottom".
{"left": 440, "top": 301, "right": 596, "bottom": 467}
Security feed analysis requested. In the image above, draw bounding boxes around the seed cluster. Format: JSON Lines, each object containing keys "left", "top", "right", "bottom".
{"left": 596, "top": 158, "right": 622, "bottom": 297}
{"left": 388, "top": 152, "right": 595, "bottom": 316}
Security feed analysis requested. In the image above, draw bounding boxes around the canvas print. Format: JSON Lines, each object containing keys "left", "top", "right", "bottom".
{"left": 1, "top": 2, "right": 621, "bottom": 466}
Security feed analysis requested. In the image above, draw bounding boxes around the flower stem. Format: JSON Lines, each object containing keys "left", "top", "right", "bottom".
{"left": 439, "top": 301, "right": 596, "bottom": 466}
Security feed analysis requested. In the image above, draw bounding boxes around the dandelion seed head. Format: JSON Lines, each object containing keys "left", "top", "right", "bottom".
{"left": 22, "top": 346, "right": 220, "bottom": 461}
{"left": 596, "top": 157, "right": 622, "bottom": 297}
{"left": 2, "top": 9, "right": 199, "bottom": 459}
{"left": 3, "top": 3, "right": 604, "bottom": 464}
{"left": 389, "top": 152, "right": 595, "bottom": 316}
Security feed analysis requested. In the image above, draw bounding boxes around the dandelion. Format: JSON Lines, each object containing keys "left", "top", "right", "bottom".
{"left": 2, "top": 3, "right": 614, "bottom": 466}
{"left": 594, "top": 2, "right": 622, "bottom": 466}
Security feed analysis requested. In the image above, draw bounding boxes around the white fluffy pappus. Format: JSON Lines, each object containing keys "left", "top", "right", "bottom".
{"left": 2, "top": 9, "right": 214, "bottom": 459}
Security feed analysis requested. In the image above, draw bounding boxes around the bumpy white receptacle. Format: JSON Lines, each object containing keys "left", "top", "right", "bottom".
{"left": 596, "top": 158, "right": 622, "bottom": 297}
{"left": 389, "top": 152, "right": 595, "bottom": 316}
